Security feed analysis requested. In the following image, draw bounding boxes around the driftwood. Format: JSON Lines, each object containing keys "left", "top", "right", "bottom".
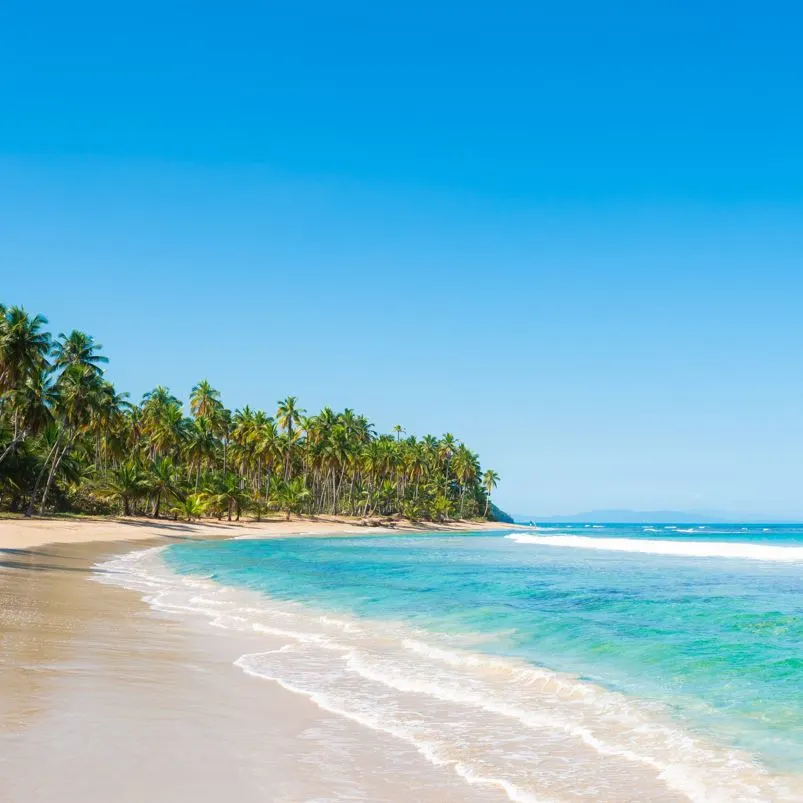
{"left": 358, "top": 517, "right": 397, "bottom": 528}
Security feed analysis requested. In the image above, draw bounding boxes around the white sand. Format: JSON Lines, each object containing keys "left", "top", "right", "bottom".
{"left": 0, "top": 515, "right": 513, "bottom": 550}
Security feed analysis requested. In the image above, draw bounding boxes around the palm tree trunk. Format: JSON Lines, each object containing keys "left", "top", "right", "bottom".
{"left": 334, "top": 465, "right": 346, "bottom": 514}
{"left": 25, "top": 434, "right": 63, "bottom": 517}
{"left": 0, "top": 410, "right": 24, "bottom": 466}
{"left": 0, "top": 430, "right": 27, "bottom": 466}
{"left": 40, "top": 436, "right": 75, "bottom": 516}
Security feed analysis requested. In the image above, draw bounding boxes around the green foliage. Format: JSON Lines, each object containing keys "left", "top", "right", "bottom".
{"left": 489, "top": 503, "right": 514, "bottom": 524}
{"left": 0, "top": 302, "right": 500, "bottom": 521}
{"left": 170, "top": 494, "right": 207, "bottom": 522}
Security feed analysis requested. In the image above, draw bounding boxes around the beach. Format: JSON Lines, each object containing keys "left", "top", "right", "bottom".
{"left": 0, "top": 518, "right": 509, "bottom": 803}
{"left": 3, "top": 519, "right": 802, "bottom": 803}
{"left": 0, "top": 515, "right": 508, "bottom": 551}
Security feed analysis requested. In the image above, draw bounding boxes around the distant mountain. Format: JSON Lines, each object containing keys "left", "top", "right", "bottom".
{"left": 513, "top": 509, "right": 749, "bottom": 524}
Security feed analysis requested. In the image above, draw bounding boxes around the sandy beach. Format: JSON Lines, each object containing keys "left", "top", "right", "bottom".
{"left": 3, "top": 524, "right": 802, "bottom": 803}
{"left": 0, "top": 518, "right": 511, "bottom": 803}
{"left": 0, "top": 515, "right": 511, "bottom": 550}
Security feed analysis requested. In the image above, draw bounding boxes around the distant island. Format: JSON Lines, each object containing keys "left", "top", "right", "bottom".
{"left": 0, "top": 304, "right": 504, "bottom": 523}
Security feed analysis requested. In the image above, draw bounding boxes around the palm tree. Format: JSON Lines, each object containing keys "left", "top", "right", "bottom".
{"left": 171, "top": 493, "right": 207, "bottom": 522}
{"left": 1, "top": 300, "right": 501, "bottom": 522}
{"left": 0, "top": 306, "right": 52, "bottom": 395}
{"left": 271, "top": 477, "right": 310, "bottom": 521}
{"left": 102, "top": 460, "right": 146, "bottom": 516}
{"left": 432, "top": 493, "right": 453, "bottom": 522}
{"left": 438, "top": 433, "right": 458, "bottom": 495}
{"left": 253, "top": 414, "right": 279, "bottom": 498}
{"left": 186, "top": 416, "right": 216, "bottom": 487}
{"left": 0, "top": 307, "right": 52, "bottom": 464}
{"left": 451, "top": 444, "right": 479, "bottom": 518}
{"left": 277, "top": 396, "right": 305, "bottom": 438}
{"left": 52, "top": 330, "right": 108, "bottom": 374}
{"left": 28, "top": 364, "right": 105, "bottom": 516}
{"left": 0, "top": 366, "right": 56, "bottom": 466}
{"left": 189, "top": 380, "right": 222, "bottom": 420}
{"left": 212, "top": 472, "right": 249, "bottom": 521}
{"left": 148, "top": 456, "right": 179, "bottom": 519}
{"left": 482, "top": 469, "right": 500, "bottom": 517}
{"left": 91, "top": 382, "right": 130, "bottom": 475}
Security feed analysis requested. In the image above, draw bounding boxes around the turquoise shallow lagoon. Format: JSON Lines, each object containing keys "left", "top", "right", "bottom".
{"left": 118, "top": 524, "right": 803, "bottom": 801}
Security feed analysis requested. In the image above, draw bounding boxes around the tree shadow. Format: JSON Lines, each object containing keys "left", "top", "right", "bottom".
{"left": 0, "top": 548, "right": 62, "bottom": 558}
{"left": 0, "top": 558, "right": 93, "bottom": 573}
{"left": 116, "top": 519, "right": 241, "bottom": 533}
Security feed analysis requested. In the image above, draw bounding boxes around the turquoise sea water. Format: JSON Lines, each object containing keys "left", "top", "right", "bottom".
{"left": 106, "top": 525, "right": 803, "bottom": 801}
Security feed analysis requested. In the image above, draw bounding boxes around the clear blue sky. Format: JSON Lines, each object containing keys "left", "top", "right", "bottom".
{"left": 2, "top": 1, "right": 802, "bottom": 517}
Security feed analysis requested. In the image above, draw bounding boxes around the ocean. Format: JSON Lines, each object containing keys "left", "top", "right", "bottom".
{"left": 99, "top": 524, "right": 803, "bottom": 802}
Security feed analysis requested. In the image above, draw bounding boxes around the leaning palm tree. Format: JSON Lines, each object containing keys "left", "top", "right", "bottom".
{"left": 482, "top": 469, "right": 500, "bottom": 517}
{"left": 27, "top": 363, "right": 105, "bottom": 516}
{"left": 0, "top": 366, "right": 56, "bottom": 466}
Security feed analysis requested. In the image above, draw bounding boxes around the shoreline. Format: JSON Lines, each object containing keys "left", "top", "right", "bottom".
{"left": 0, "top": 519, "right": 522, "bottom": 803}
{"left": 0, "top": 539, "right": 503, "bottom": 803}
{"left": 94, "top": 538, "right": 799, "bottom": 803}
{"left": 0, "top": 515, "right": 522, "bottom": 551}
{"left": 3, "top": 523, "right": 802, "bottom": 801}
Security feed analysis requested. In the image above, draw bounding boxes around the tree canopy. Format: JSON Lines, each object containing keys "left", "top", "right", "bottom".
{"left": 0, "top": 304, "right": 502, "bottom": 523}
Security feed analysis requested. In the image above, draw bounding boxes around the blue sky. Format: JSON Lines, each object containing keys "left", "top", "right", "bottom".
{"left": 2, "top": 1, "right": 802, "bottom": 516}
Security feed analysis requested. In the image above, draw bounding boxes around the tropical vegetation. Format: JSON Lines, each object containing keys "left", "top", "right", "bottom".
{"left": 0, "top": 304, "right": 503, "bottom": 523}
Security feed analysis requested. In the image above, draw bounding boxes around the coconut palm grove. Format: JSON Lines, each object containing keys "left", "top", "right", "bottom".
{"left": 0, "top": 304, "right": 507, "bottom": 523}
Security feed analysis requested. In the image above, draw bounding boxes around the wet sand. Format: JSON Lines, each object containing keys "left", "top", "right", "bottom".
{"left": 0, "top": 540, "right": 504, "bottom": 802}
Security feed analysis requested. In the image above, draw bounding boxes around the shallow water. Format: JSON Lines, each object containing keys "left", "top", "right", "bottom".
{"left": 1, "top": 541, "right": 500, "bottom": 803}
{"left": 100, "top": 525, "right": 803, "bottom": 802}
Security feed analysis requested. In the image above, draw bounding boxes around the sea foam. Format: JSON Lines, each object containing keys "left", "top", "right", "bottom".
{"left": 505, "top": 533, "right": 803, "bottom": 562}
{"left": 94, "top": 547, "right": 802, "bottom": 803}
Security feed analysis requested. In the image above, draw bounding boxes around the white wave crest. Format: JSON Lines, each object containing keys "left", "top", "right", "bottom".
{"left": 505, "top": 534, "right": 803, "bottom": 562}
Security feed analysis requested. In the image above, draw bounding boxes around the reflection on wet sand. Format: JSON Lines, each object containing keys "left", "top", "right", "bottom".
{"left": 0, "top": 541, "right": 502, "bottom": 803}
